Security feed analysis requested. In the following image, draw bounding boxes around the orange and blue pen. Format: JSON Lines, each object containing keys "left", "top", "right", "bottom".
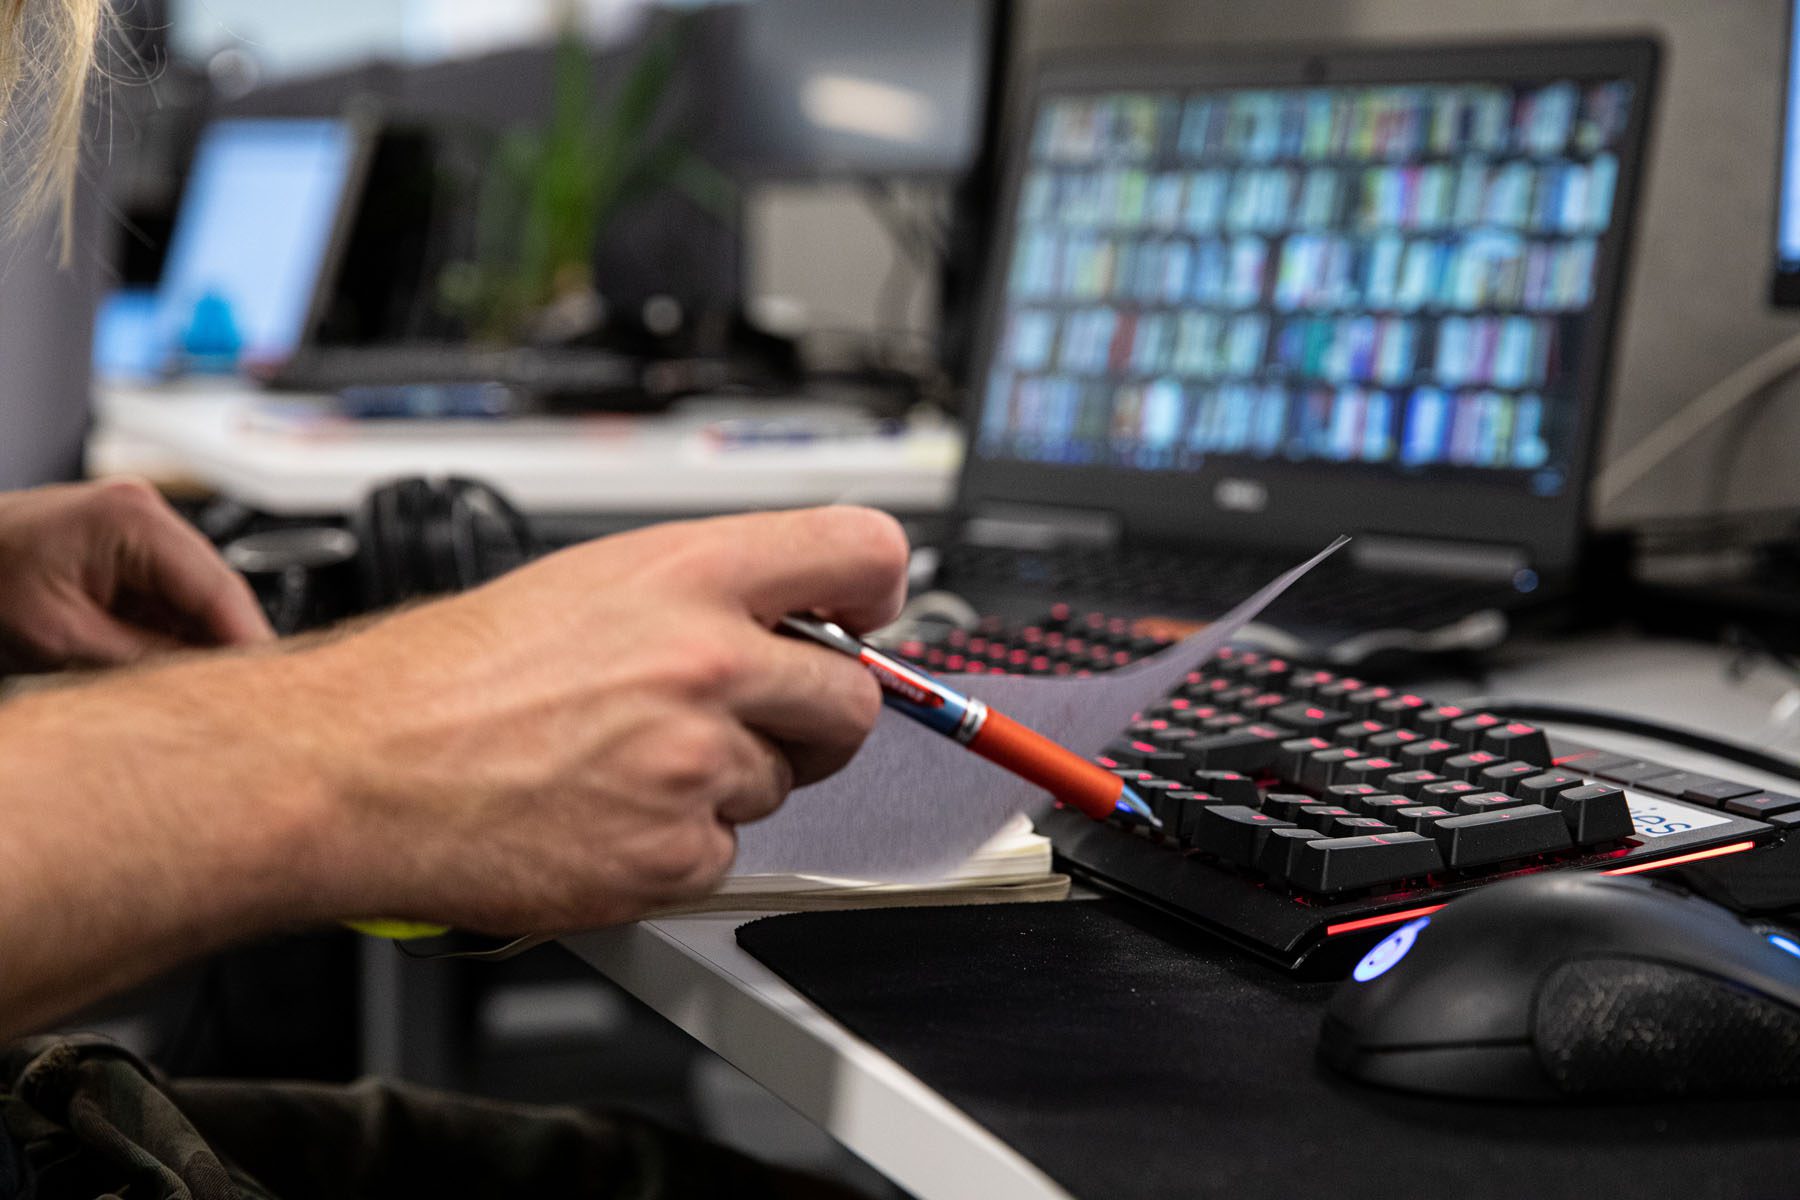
{"left": 779, "top": 615, "right": 1160, "bottom": 828}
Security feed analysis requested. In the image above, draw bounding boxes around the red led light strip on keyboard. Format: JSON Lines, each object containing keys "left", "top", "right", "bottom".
{"left": 1324, "top": 841, "right": 1760, "bottom": 937}
{"left": 1599, "top": 840, "right": 1758, "bottom": 876}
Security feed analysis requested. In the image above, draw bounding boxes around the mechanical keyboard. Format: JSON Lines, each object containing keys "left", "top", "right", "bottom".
{"left": 891, "top": 609, "right": 1800, "bottom": 977}
{"left": 934, "top": 544, "right": 1524, "bottom": 643}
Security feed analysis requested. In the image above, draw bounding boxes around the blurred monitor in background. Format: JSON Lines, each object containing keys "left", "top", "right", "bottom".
{"left": 150, "top": 118, "right": 366, "bottom": 372}
{"left": 705, "top": 0, "right": 995, "bottom": 180}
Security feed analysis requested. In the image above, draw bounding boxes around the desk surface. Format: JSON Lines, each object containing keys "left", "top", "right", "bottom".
{"left": 89, "top": 379, "right": 962, "bottom": 516}
{"left": 562, "top": 635, "right": 1800, "bottom": 1200}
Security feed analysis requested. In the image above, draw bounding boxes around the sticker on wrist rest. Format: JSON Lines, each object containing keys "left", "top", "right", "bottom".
{"left": 1626, "top": 794, "right": 1733, "bottom": 838}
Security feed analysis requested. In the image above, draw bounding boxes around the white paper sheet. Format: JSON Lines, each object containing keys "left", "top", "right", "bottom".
{"left": 731, "top": 537, "right": 1349, "bottom": 880}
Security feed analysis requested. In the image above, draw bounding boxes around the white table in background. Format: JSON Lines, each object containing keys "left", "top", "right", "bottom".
{"left": 88, "top": 378, "right": 962, "bottom": 517}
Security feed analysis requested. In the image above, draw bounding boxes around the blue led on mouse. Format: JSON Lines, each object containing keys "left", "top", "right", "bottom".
{"left": 1351, "top": 916, "right": 1431, "bottom": 983}
{"left": 1320, "top": 873, "right": 1800, "bottom": 1100}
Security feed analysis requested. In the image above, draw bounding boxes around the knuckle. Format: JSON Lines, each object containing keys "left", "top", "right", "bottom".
{"left": 96, "top": 476, "right": 163, "bottom": 514}
{"left": 662, "top": 630, "right": 750, "bottom": 697}
{"left": 652, "top": 718, "right": 737, "bottom": 793}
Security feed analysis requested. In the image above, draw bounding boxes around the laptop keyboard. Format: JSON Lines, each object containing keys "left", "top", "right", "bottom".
{"left": 935, "top": 543, "right": 1519, "bottom": 634}
{"left": 894, "top": 607, "right": 1797, "bottom": 975}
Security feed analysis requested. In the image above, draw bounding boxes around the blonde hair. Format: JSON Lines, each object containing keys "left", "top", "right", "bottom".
{"left": 0, "top": 0, "right": 106, "bottom": 258}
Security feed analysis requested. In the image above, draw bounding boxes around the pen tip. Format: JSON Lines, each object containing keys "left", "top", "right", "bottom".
{"left": 1116, "top": 783, "right": 1163, "bottom": 830}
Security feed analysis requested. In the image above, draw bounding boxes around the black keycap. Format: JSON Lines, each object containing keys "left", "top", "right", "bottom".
{"left": 1334, "top": 719, "right": 1391, "bottom": 749}
{"left": 1514, "top": 771, "right": 1587, "bottom": 806}
{"left": 1393, "top": 805, "right": 1456, "bottom": 834}
{"left": 1255, "top": 826, "right": 1329, "bottom": 879}
{"left": 1431, "top": 804, "right": 1573, "bottom": 868}
{"left": 1326, "top": 815, "right": 1399, "bottom": 838}
{"left": 1269, "top": 702, "right": 1350, "bottom": 732}
{"left": 1452, "top": 791, "right": 1528, "bottom": 816}
{"left": 1385, "top": 770, "right": 1447, "bottom": 798}
{"left": 1188, "top": 769, "right": 1260, "bottom": 808}
{"left": 1726, "top": 792, "right": 1800, "bottom": 819}
{"left": 1448, "top": 712, "right": 1505, "bottom": 750}
{"left": 1314, "top": 679, "right": 1368, "bottom": 706}
{"left": 1192, "top": 805, "right": 1293, "bottom": 863}
{"left": 1301, "top": 747, "right": 1364, "bottom": 790}
{"left": 1105, "top": 740, "right": 1186, "bottom": 776}
{"left": 1552, "top": 784, "right": 1636, "bottom": 844}
{"left": 1285, "top": 831, "right": 1445, "bottom": 894}
{"left": 1344, "top": 687, "right": 1396, "bottom": 719}
{"left": 1373, "top": 694, "right": 1431, "bottom": 726}
{"left": 1137, "top": 780, "right": 1195, "bottom": 827}
{"left": 1145, "top": 725, "right": 1202, "bottom": 747}
{"left": 1182, "top": 676, "right": 1235, "bottom": 702}
{"left": 1178, "top": 725, "right": 1285, "bottom": 774}
{"left": 1324, "top": 783, "right": 1384, "bottom": 810}
{"left": 1276, "top": 736, "right": 1333, "bottom": 778}
{"left": 1441, "top": 750, "right": 1504, "bottom": 782}
{"left": 1592, "top": 760, "right": 1678, "bottom": 786}
{"left": 1479, "top": 722, "right": 1554, "bottom": 766}
{"left": 1200, "top": 713, "right": 1249, "bottom": 732}
{"left": 1478, "top": 761, "right": 1540, "bottom": 794}
{"left": 1638, "top": 772, "right": 1760, "bottom": 807}
{"left": 1262, "top": 793, "right": 1327, "bottom": 822}
{"left": 1365, "top": 729, "right": 1422, "bottom": 755}
{"left": 1398, "top": 738, "right": 1458, "bottom": 772}
{"left": 1160, "top": 789, "right": 1217, "bottom": 844}
{"left": 1413, "top": 705, "right": 1470, "bottom": 738}
{"left": 1359, "top": 795, "right": 1420, "bottom": 819}
{"left": 1161, "top": 698, "right": 1221, "bottom": 721}
{"left": 1242, "top": 659, "right": 1293, "bottom": 688}
{"left": 1239, "top": 692, "right": 1291, "bottom": 720}
{"left": 1286, "top": 669, "right": 1337, "bottom": 701}
{"left": 1296, "top": 805, "right": 1359, "bottom": 832}
{"left": 1418, "top": 779, "right": 1483, "bottom": 805}
{"left": 1216, "top": 684, "right": 1261, "bottom": 710}
{"left": 1332, "top": 756, "right": 1402, "bottom": 788}
{"left": 1552, "top": 750, "right": 1634, "bottom": 775}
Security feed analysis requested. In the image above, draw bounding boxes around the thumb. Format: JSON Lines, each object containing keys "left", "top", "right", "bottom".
{"left": 53, "top": 603, "right": 189, "bottom": 667}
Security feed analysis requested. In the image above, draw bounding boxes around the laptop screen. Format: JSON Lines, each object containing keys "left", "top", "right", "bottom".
{"left": 154, "top": 119, "right": 362, "bottom": 370}
{"left": 962, "top": 41, "right": 1658, "bottom": 575}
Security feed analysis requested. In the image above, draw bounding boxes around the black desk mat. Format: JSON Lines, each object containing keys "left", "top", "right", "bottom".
{"left": 736, "top": 900, "right": 1800, "bottom": 1200}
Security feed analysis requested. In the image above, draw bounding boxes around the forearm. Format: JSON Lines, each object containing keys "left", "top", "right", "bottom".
{"left": 0, "top": 650, "right": 357, "bottom": 1037}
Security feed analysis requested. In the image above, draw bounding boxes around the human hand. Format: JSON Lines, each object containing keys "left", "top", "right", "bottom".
{"left": 288, "top": 505, "right": 909, "bottom": 934}
{"left": 0, "top": 479, "right": 272, "bottom": 672}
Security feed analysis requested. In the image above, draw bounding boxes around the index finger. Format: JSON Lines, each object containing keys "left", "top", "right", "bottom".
{"left": 704, "top": 507, "right": 911, "bottom": 633}
{"left": 125, "top": 506, "right": 275, "bottom": 646}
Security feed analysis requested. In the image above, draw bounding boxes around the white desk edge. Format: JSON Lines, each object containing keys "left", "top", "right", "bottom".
{"left": 561, "top": 915, "right": 1073, "bottom": 1200}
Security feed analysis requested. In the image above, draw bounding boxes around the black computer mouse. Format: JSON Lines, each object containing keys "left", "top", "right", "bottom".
{"left": 1319, "top": 873, "right": 1800, "bottom": 1100}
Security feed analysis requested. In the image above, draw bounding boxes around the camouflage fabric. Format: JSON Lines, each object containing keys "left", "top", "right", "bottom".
{"left": 1, "top": 1036, "right": 866, "bottom": 1200}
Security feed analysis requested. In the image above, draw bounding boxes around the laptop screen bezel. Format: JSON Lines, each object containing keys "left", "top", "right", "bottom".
{"left": 955, "top": 36, "right": 1660, "bottom": 577}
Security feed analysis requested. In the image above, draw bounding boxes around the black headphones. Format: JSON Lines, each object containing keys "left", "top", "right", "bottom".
{"left": 349, "top": 477, "right": 538, "bottom": 611}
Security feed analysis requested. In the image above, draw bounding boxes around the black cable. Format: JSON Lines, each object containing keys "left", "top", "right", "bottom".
{"left": 1463, "top": 698, "right": 1800, "bottom": 786}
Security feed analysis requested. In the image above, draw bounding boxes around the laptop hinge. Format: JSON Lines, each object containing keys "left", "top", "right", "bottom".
{"left": 962, "top": 504, "right": 1122, "bottom": 551}
{"left": 1350, "top": 535, "right": 1529, "bottom": 582}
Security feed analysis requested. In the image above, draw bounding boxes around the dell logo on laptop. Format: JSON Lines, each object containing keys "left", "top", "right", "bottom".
{"left": 1214, "top": 479, "right": 1268, "bottom": 513}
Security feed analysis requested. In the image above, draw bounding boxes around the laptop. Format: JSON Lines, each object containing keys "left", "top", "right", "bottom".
{"left": 151, "top": 117, "right": 372, "bottom": 375}
{"left": 929, "top": 37, "right": 1659, "bottom": 663}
